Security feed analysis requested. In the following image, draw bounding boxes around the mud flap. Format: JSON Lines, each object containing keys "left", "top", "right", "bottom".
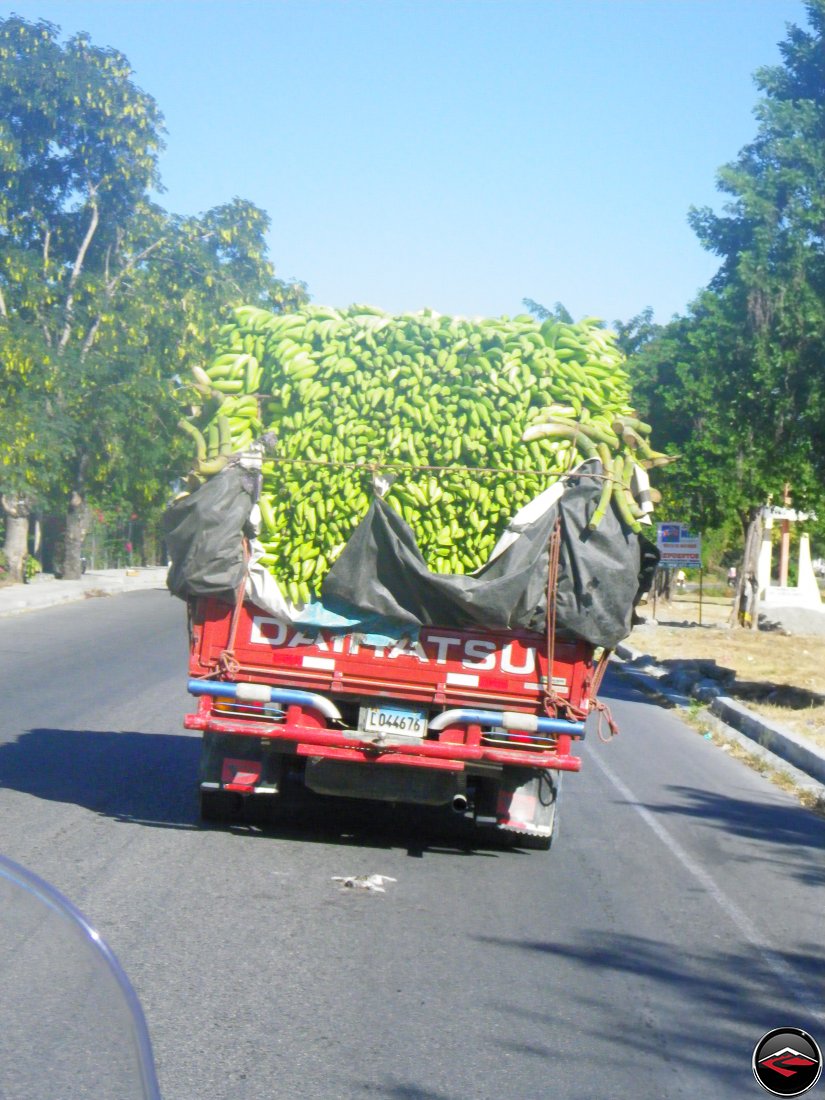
{"left": 494, "top": 768, "right": 561, "bottom": 850}
{"left": 198, "top": 732, "right": 285, "bottom": 822}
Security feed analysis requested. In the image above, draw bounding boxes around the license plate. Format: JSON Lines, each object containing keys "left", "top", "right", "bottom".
{"left": 362, "top": 704, "right": 428, "bottom": 739}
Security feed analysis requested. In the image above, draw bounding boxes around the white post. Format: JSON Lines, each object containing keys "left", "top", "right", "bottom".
{"left": 797, "top": 532, "right": 822, "bottom": 605}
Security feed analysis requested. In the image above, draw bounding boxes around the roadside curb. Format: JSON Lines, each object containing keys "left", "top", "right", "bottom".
{"left": 612, "top": 643, "right": 825, "bottom": 804}
{"left": 0, "top": 568, "right": 169, "bottom": 618}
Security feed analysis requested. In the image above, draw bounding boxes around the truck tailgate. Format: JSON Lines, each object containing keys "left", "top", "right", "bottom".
{"left": 189, "top": 598, "right": 593, "bottom": 713}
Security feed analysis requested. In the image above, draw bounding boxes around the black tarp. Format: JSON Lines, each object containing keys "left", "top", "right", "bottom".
{"left": 322, "top": 463, "right": 658, "bottom": 648}
{"left": 163, "top": 464, "right": 256, "bottom": 604}
{"left": 164, "top": 459, "right": 658, "bottom": 649}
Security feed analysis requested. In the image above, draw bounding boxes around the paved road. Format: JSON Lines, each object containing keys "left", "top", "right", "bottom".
{"left": 0, "top": 590, "right": 822, "bottom": 1099}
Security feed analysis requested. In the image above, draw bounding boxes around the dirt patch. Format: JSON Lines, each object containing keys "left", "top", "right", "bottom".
{"left": 628, "top": 593, "right": 825, "bottom": 751}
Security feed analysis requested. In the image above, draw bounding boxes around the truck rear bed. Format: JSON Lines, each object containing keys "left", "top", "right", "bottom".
{"left": 184, "top": 597, "right": 597, "bottom": 846}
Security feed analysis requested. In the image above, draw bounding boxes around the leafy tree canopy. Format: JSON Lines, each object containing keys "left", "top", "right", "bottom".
{"left": 625, "top": 0, "right": 825, "bottom": 548}
{"left": 0, "top": 15, "right": 306, "bottom": 577}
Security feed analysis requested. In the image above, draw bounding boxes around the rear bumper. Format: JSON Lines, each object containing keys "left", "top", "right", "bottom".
{"left": 184, "top": 708, "right": 583, "bottom": 773}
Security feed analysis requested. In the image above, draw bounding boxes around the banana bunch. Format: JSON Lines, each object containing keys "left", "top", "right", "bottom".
{"left": 179, "top": 305, "right": 671, "bottom": 605}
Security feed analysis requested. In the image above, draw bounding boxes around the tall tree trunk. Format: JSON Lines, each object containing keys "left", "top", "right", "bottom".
{"left": 62, "top": 491, "right": 90, "bottom": 580}
{"left": 2, "top": 494, "right": 32, "bottom": 584}
{"left": 58, "top": 194, "right": 99, "bottom": 352}
{"left": 732, "top": 507, "right": 764, "bottom": 630}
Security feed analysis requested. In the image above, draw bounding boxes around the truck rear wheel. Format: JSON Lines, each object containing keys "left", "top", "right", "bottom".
{"left": 199, "top": 788, "right": 241, "bottom": 823}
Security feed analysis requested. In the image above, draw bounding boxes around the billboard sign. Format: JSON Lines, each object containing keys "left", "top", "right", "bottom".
{"left": 656, "top": 523, "right": 702, "bottom": 569}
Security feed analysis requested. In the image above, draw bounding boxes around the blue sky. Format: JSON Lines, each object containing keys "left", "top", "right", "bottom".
{"left": 5, "top": 0, "right": 810, "bottom": 324}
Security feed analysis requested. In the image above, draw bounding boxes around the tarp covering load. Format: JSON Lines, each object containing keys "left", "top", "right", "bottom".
{"left": 322, "top": 464, "right": 658, "bottom": 649}
{"left": 163, "top": 464, "right": 256, "bottom": 605}
{"left": 163, "top": 458, "right": 658, "bottom": 649}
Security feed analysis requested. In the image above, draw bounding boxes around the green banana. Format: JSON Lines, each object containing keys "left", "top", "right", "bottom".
{"left": 178, "top": 304, "right": 665, "bottom": 601}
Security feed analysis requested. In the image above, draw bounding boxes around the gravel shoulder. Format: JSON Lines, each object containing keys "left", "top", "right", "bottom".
{"left": 627, "top": 591, "right": 825, "bottom": 750}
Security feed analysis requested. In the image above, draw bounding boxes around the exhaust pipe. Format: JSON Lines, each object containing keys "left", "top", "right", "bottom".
{"left": 451, "top": 793, "right": 469, "bottom": 814}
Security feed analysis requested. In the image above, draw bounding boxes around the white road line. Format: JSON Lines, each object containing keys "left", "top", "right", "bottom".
{"left": 590, "top": 750, "right": 825, "bottom": 1027}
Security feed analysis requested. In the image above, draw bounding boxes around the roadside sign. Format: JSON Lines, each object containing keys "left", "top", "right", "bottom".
{"left": 656, "top": 523, "right": 702, "bottom": 569}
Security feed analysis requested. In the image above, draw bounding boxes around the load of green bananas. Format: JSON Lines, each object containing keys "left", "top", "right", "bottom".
{"left": 179, "top": 304, "right": 671, "bottom": 605}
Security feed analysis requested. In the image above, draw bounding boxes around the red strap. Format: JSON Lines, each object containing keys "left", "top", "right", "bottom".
{"left": 217, "top": 539, "right": 249, "bottom": 677}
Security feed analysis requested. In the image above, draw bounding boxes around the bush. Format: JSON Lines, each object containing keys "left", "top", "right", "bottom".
{"left": 24, "top": 555, "right": 41, "bottom": 582}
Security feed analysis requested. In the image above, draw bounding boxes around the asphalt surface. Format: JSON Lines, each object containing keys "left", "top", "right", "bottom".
{"left": 0, "top": 590, "right": 823, "bottom": 1099}
{"left": 5, "top": 568, "right": 825, "bottom": 792}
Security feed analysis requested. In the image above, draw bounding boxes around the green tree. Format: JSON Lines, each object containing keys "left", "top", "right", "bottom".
{"left": 685, "top": 0, "right": 825, "bottom": 507}
{"left": 1, "top": 329, "right": 49, "bottom": 579}
{"left": 63, "top": 197, "right": 306, "bottom": 561}
{"left": 0, "top": 16, "right": 306, "bottom": 579}
{"left": 612, "top": 307, "right": 662, "bottom": 360}
{"left": 0, "top": 16, "right": 167, "bottom": 576}
{"left": 522, "top": 298, "right": 574, "bottom": 324}
{"left": 621, "top": 2, "right": 825, "bottom": 627}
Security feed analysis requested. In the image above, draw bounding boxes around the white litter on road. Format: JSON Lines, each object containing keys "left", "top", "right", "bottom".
{"left": 332, "top": 874, "right": 397, "bottom": 893}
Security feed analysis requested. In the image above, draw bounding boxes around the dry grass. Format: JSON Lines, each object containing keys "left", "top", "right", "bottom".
{"left": 628, "top": 593, "right": 825, "bottom": 751}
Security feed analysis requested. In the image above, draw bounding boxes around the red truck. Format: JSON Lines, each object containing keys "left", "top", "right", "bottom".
{"left": 169, "top": 460, "right": 652, "bottom": 850}
{"left": 183, "top": 593, "right": 605, "bottom": 849}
